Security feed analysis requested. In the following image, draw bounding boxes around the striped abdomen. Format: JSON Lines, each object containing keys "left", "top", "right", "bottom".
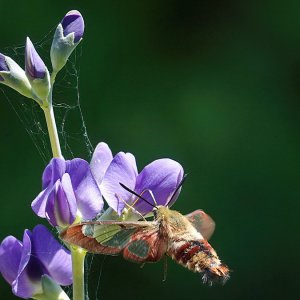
{"left": 168, "top": 239, "right": 230, "bottom": 285}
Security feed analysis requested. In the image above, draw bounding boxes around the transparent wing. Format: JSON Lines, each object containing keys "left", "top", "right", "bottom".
{"left": 185, "top": 210, "right": 215, "bottom": 240}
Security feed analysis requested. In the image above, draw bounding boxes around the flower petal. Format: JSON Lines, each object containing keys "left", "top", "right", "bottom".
{"left": 12, "top": 229, "right": 42, "bottom": 299}
{"left": 32, "top": 225, "right": 72, "bottom": 286}
{"left": 45, "top": 174, "right": 77, "bottom": 227}
{"left": 42, "top": 158, "right": 66, "bottom": 189}
{"left": 135, "top": 159, "right": 184, "bottom": 214}
{"left": 12, "top": 270, "right": 42, "bottom": 299}
{"left": 90, "top": 142, "right": 113, "bottom": 187}
{"left": 101, "top": 152, "right": 138, "bottom": 214}
{"left": 61, "top": 10, "right": 84, "bottom": 43}
{"left": 59, "top": 173, "right": 77, "bottom": 224}
{"left": 0, "top": 236, "right": 23, "bottom": 284}
{"left": 31, "top": 188, "right": 51, "bottom": 218}
{"left": 66, "top": 158, "right": 103, "bottom": 219}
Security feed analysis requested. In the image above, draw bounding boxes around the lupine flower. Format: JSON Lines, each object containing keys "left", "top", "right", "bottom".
{"left": 0, "top": 53, "right": 36, "bottom": 100}
{"left": 51, "top": 10, "right": 84, "bottom": 74}
{"left": 90, "top": 142, "right": 184, "bottom": 215}
{"left": 32, "top": 158, "right": 103, "bottom": 227}
{"left": 0, "top": 225, "right": 72, "bottom": 299}
{"left": 25, "top": 37, "right": 50, "bottom": 102}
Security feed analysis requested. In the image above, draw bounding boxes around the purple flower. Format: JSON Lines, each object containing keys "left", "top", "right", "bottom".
{"left": 25, "top": 37, "right": 46, "bottom": 80}
{"left": 0, "top": 53, "right": 9, "bottom": 81}
{"left": 61, "top": 10, "right": 84, "bottom": 43}
{"left": 0, "top": 225, "right": 72, "bottom": 299}
{"left": 91, "top": 142, "right": 184, "bottom": 215}
{"left": 32, "top": 158, "right": 103, "bottom": 227}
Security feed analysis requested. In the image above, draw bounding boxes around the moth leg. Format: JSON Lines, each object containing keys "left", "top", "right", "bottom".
{"left": 140, "top": 263, "right": 146, "bottom": 269}
{"left": 138, "top": 189, "right": 158, "bottom": 207}
{"left": 163, "top": 255, "right": 168, "bottom": 282}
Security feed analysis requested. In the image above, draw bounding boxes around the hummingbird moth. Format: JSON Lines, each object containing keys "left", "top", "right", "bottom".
{"left": 61, "top": 189, "right": 230, "bottom": 284}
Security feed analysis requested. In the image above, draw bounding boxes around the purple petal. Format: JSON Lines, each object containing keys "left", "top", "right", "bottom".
{"left": 12, "top": 230, "right": 41, "bottom": 299}
{"left": 32, "top": 225, "right": 72, "bottom": 286}
{"left": 45, "top": 174, "right": 77, "bottom": 227}
{"left": 61, "top": 10, "right": 84, "bottom": 43}
{"left": 31, "top": 188, "right": 51, "bottom": 218}
{"left": 42, "top": 158, "right": 66, "bottom": 189}
{"left": 66, "top": 158, "right": 89, "bottom": 189}
{"left": 66, "top": 158, "right": 103, "bottom": 219}
{"left": 25, "top": 37, "right": 46, "bottom": 79}
{"left": 135, "top": 159, "right": 184, "bottom": 214}
{"left": 0, "top": 236, "right": 23, "bottom": 284}
{"left": 13, "top": 270, "right": 41, "bottom": 299}
{"left": 17, "top": 230, "right": 32, "bottom": 279}
{"left": 90, "top": 142, "right": 113, "bottom": 186}
{"left": 0, "top": 53, "right": 9, "bottom": 71}
{"left": 101, "top": 152, "right": 138, "bottom": 214}
{"left": 59, "top": 174, "right": 77, "bottom": 224}
{"left": 32, "top": 158, "right": 67, "bottom": 218}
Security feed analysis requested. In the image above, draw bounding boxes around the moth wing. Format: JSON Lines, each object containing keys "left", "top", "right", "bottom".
{"left": 60, "top": 220, "right": 152, "bottom": 255}
{"left": 123, "top": 227, "right": 167, "bottom": 263}
{"left": 185, "top": 210, "right": 215, "bottom": 240}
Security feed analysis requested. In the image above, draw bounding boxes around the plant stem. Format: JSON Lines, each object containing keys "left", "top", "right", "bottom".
{"left": 71, "top": 246, "right": 86, "bottom": 300}
{"left": 44, "top": 73, "right": 86, "bottom": 300}
{"left": 43, "top": 105, "right": 62, "bottom": 158}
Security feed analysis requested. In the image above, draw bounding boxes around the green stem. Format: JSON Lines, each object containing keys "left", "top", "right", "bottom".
{"left": 71, "top": 246, "right": 86, "bottom": 300}
{"left": 43, "top": 72, "right": 86, "bottom": 300}
{"left": 43, "top": 105, "right": 62, "bottom": 158}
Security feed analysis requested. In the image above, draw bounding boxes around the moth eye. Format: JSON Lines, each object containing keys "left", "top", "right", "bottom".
{"left": 153, "top": 209, "right": 158, "bottom": 218}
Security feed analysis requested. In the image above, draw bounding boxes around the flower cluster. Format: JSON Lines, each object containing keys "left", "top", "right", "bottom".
{"left": 0, "top": 9, "right": 185, "bottom": 300}
{"left": 31, "top": 142, "right": 184, "bottom": 228}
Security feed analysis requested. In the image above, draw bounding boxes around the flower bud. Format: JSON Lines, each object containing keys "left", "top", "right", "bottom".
{"left": 0, "top": 53, "right": 37, "bottom": 100}
{"left": 25, "top": 37, "right": 51, "bottom": 102}
{"left": 51, "top": 10, "right": 84, "bottom": 74}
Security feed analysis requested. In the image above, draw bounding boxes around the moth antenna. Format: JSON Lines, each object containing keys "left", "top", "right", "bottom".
{"left": 119, "top": 183, "right": 157, "bottom": 209}
{"left": 115, "top": 193, "right": 147, "bottom": 221}
{"left": 167, "top": 173, "right": 188, "bottom": 206}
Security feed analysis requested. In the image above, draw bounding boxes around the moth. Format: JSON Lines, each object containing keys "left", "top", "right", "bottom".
{"left": 61, "top": 184, "right": 230, "bottom": 285}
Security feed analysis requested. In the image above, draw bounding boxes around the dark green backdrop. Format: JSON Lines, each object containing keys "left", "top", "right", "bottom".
{"left": 0, "top": 1, "right": 299, "bottom": 299}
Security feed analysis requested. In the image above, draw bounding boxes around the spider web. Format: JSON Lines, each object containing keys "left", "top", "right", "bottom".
{"left": 0, "top": 29, "right": 101, "bottom": 298}
{"left": 0, "top": 29, "right": 94, "bottom": 164}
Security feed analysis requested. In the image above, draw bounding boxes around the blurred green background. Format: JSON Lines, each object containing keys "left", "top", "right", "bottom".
{"left": 0, "top": 0, "right": 299, "bottom": 299}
